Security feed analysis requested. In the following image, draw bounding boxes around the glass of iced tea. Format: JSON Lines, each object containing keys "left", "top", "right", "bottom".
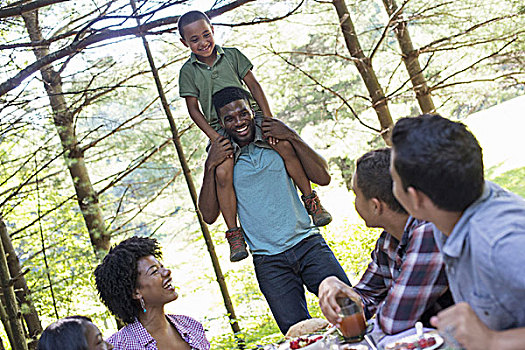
{"left": 336, "top": 297, "right": 367, "bottom": 343}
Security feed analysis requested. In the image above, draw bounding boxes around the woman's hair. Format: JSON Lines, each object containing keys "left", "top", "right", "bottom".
{"left": 94, "top": 236, "right": 162, "bottom": 324}
{"left": 38, "top": 316, "right": 92, "bottom": 350}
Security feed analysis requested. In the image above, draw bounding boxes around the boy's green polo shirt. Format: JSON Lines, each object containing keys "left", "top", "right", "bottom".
{"left": 179, "top": 45, "right": 253, "bottom": 131}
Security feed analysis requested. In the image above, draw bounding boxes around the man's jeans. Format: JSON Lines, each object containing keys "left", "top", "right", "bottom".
{"left": 253, "top": 234, "right": 351, "bottom": 334}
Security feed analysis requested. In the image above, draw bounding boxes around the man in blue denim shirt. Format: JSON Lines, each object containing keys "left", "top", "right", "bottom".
{"left": 198, "top": 87, "right": 350, "bottom": 334}
{"left": 390, "top": 114, "right": 525, "bottom": 350}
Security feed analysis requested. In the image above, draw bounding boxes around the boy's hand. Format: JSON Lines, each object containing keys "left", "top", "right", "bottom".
{"left": 261, "top": 117, "right": 296, "bottom": 142}
{"left": 206, "top": 136, "right": 233, "bottom": 170}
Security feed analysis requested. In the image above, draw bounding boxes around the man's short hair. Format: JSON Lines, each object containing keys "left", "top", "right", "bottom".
{"left": 212, "top": 87, "right": 251, "bottom": 117}
{"left": 178, "top": 10, "right": 211, "bottom": 39}
{"left": 356, "top": 148, "right": 407, "bottom": 214}
{"left": 391, "top": 114, "right": 484, "bottom": 212}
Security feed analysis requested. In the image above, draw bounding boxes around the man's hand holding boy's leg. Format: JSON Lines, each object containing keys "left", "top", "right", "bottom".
{"left": 205, "top": 136, "right": 234, "bottom": 171}
{"left": 261, "top": 117, "right": 297, "bottom": 142}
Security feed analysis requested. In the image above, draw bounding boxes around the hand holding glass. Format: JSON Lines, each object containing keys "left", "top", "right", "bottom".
{"left": 336, "top": 297, "right": 367, "bottom": 343}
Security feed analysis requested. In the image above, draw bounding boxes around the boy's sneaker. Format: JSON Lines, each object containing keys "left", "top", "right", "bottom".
{"left": 301, "top": 190, "right": 332, "bottom": 226}
{"left": 225, "top": 227, "right": 249, "bottom": 262}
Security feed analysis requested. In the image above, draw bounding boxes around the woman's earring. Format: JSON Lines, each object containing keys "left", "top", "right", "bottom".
{"left": 140, "top": 297, "right": 147, "bottom": 313}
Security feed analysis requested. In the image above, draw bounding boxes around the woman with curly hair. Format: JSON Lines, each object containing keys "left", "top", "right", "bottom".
{"left": 94, "top": 237, "right": 210, "bottom": 349}
{"left": 38, "top": 315, "right": 113, "bottom": 350}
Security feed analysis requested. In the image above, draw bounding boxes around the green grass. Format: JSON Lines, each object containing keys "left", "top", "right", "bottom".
{"left": 490, "top": 166, "right": 525, "bottom": 198}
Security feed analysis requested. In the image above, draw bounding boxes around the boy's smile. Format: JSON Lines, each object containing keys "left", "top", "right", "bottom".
{"left": 180, "top": 19, "right": 216, "bottom": 63}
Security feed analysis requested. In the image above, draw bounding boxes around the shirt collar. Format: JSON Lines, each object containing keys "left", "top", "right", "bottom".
{"left": 126, "top": 315, "right": 191, "bottom": 348}
{"left": 397, "top": 216, "right": 417, "bottom": 252}
{"left": 441, "top": 181, "right": 491, "bottom": 258}
{"left": 190, "top": 44, "right": 224, "bottom": 65}
{"left": 126, "top": 318, "right": 155, "bottom": 347}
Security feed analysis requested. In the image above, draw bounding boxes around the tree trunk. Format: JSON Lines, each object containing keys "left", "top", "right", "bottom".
{"left": 331, "top": 157, "right": 354, "bottom": 192}
{"left": 381, "top": 0, "right": 436, "bottom": 114}
{"left": 0, "top": 298, "right": 15, "bottom": 350}
{"left": 0, "top": 219, "right": 28, "bottom": 350}
{"left": 128, "top": 1, "right": 244, "bottom": 348}
{"left": 22, "top": 11, "right": 110, "bottom": 252}
{"left": 0, "top": 219, "right": 42, "bottom": 350}
{"left": 332, "top": 0, "right": 393, "bottom": 144}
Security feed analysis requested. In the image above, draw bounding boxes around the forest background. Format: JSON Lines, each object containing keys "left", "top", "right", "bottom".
{"left": 0, "top": 0, "right": 524, "bottom": 349}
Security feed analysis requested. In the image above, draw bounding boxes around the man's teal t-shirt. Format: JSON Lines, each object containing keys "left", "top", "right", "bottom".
{"left": 233, "top": 143, "right": 318, "bottom": 255}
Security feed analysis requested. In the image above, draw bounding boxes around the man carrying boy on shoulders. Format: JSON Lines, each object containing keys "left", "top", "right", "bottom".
{"left": 390, "top": 114, "right": 525, "bottom": 350}
{"left": 198, "top": 87, "right": 350, "bottom": 334}
{"left": 318, "top": 148, "right": 452, "bottom": 335}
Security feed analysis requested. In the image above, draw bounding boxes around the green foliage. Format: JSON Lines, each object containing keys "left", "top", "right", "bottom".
{"left": 490, "top": 166, "right": 525, "bottom": 198}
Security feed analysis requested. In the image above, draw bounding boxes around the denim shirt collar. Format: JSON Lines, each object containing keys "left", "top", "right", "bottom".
{"left": 442, "top": 182, "right": 491, "bottom": 258}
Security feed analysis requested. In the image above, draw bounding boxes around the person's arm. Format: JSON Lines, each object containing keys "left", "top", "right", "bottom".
{"left": 243, "top": 70, "right": 272, "bottom": 117}
{"left": 198, "top": 137, "right": 233, "bottom": 224}
{"left": 375, "top": 222, "right": 450, "bottom": 334}
{"left": 184, "top": 96, "right": 221, "bottom": 141}
{"left": 261, "top": 117, "right": 330, "bottom": 185}
{"left": 430, "top": 302, "right": 525, "bottom": 350}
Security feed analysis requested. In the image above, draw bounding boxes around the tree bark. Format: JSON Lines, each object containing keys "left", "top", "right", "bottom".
{"left": 381, "top": 0, "right": 436, "bottom": 114}
{"left": 332, "top": 0, "right": 394, "bottom": 144}
{"left": 0, "top": 218, "right": 28, "bottom": 350}
{"left": 22, "top": 10, "right": 110, "bottom": 252}
{"left": 0, "top": 298, "right": 15, "bottom": 350}
{"left": 0, "top": 0, "right": 69, "bottom": 19}
{"left": 0, "top": 219, "right": 42, "bottom": 350}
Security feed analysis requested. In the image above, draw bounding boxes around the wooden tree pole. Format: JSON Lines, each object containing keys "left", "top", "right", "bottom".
{"left": 0, "top": 299, "right": 15, "bottom": 350}
{"left": 332, "top": 0, "right": 394, "bottom": 144}
{"left": 129, "top": 1, "right": 244, "bottom": 348}
{"left": 0, "top": 218, "right": 42, "bottom": 350}
{"left": 21, "top": 11, "right": 110, "bottom": 253}
{"left": 0, "top": 217, "right": 28, "bottom": 350}
{"left": 381, "top": 0, "right": 436, "bottom": 113}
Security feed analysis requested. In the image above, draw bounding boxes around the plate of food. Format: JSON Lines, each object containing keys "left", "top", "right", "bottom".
{"left": 278, "top": 334, "right": 325, "bottom": 349}
{"left": 383, "top": 331, "right": 443, "bottom": 350}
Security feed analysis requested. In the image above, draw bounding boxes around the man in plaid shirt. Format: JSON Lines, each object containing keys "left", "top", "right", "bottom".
{"left": 319, "top": 148, "right": 452, "bottom": 334}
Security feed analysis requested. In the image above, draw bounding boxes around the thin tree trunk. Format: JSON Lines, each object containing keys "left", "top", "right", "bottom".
{"left": 22, "top": 10, "right": 110, "bottom": 252}
{"left": 0, "top": 219, "right": 28, "bottom": 350}
{"left": 331, "top": 156, "right": 354, "bottom": 192}
{"left": 332, "top": 0, "right": 393, "bottom": 144}
{"left": 128, "top": 1, "right": 244, "bottom": 348}
{"left": 381, "top": 0, "right": 436, "bottom": 113}
{"left": 0, "top": 219, "right": 42, "bottom": 350}
{"left": 0, "top": 298, "right": 15, "bottom": 350}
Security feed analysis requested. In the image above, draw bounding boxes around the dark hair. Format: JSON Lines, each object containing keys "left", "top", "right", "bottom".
{"left": 355, "top": 148, "right": 407, "bottom": 214}
{"left": 178, "top": 10, "right": 211, "bottom": 39}
{"left": 391, "top": 114, "right": 484, "bottom": 212}
{"left": 212, "top": 86, "right": 251, "bottom": 117}
{"left": 94, "top": 236, "right": 162, "bottom": 324}
{"left": 38, "top": 316, "right": 92, "bottom": 350}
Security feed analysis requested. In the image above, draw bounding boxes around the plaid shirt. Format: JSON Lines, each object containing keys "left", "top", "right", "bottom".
{"left": 107, "top": 314, "right": 210, "bottom": 350}
{"left": 354, "top": 217, "right": 453, "bottom": 334}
